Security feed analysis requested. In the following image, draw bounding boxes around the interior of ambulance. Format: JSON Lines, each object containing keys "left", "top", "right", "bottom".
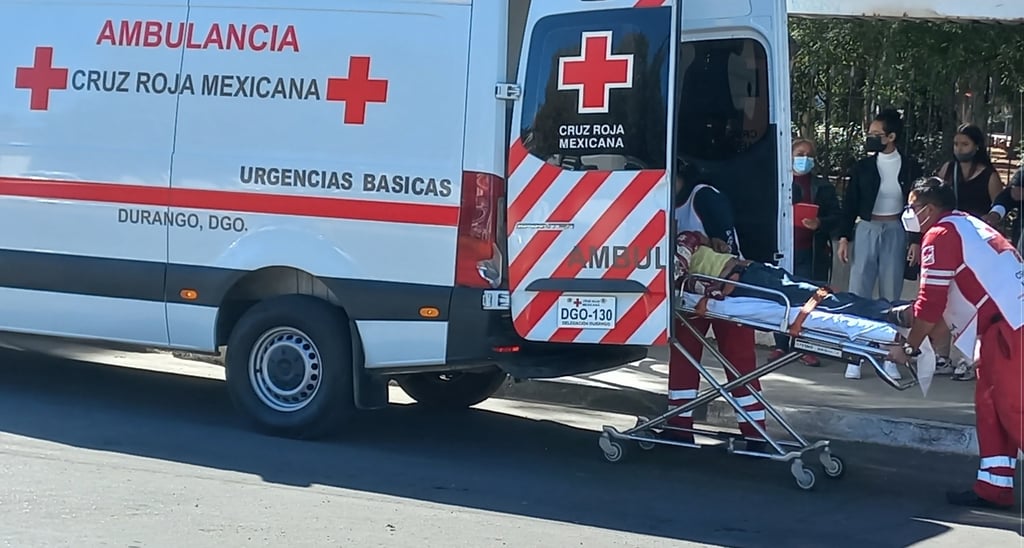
{"left": 675, "top": 37, "right": 778, "bottom": 264}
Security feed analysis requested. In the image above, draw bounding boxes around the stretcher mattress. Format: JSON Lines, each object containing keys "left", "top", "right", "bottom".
{"left": 678, "top": 292, "right": 899, "bottom": 344}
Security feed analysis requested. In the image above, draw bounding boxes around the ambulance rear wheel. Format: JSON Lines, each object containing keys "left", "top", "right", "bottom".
{"left": 225, "top": 295, "right": 355, "bottom": 439}
{"left": 395, "top": 369, "right": 508, "bottom": 410}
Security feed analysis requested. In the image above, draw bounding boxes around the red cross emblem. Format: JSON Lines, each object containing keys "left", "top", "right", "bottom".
{"left": 573, "top": 298, "right": 582, "bottom": 307}
{"left": 557, "top": 31, "right": 634, "bottom": 115}
{"left": 326, "top": 56, "right": 389, "bottom": 125}
{"left": 15, "top": 46, "right": 69, "bottom": 111}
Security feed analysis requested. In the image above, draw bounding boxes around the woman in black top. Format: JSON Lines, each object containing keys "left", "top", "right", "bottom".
{"left": 935, "top": 124, "right": 1004, "bottom": 218}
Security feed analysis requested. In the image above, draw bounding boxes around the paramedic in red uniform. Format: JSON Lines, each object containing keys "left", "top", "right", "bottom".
{"left": 667, "top": 159, "right": 766, "bottom": 450}
{"left": 888, "top": 177, "right": 1023, "bottom": 510}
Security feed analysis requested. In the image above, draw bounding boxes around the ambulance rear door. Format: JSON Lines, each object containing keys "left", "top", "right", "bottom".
{"left": 505, "top": 0, "right": 677, "bottom": 346}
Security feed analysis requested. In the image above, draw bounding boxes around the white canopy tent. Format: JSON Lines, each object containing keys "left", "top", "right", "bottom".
{"left": 787, "top": 0, "right": 1024, "bottom": 23}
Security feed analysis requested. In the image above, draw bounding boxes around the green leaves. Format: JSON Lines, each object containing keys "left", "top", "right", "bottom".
{"left": 790, "top": 17, "right": 1023, "bottom": 174}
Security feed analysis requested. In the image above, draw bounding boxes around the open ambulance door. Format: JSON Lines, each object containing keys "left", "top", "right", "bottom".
{"left": 675, "top": 3, "right": 793, "bottom": 271}
{"left": 505, "top": 0, "right": 677, "bottom": 346}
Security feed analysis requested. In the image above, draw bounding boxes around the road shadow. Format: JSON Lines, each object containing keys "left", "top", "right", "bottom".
{"left": 0, "top": 347, "right": 1019, "bottom": 546}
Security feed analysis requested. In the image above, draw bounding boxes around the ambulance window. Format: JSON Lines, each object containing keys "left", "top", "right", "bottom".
{"left": 675, "top": 37, "right": 778, "bottom": 264}
{"left": 518, "top": 8, "right": 671, "bottom": 171}
{"left": 676, "top": 38, "right": 770, "bottom": 162}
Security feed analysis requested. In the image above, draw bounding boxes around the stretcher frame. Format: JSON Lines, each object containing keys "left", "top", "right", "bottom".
{"left": 598, "top": 273, "right": 922, "bottom": 491}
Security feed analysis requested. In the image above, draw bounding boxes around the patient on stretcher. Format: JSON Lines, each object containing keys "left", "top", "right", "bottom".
{"left": 675, "top": 231, "right": 910, "bottom": 323}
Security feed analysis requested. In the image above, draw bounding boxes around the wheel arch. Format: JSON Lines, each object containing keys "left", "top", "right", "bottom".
{"left": 214, "top": 266, "right": 361, "bottom": 351}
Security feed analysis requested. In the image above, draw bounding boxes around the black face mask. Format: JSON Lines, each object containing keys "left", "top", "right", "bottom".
{"left": 865, "top": 135, "right": 886, "bottom": 153}
{"left": 954, "top": 151, "right": 976, "bottom": 162}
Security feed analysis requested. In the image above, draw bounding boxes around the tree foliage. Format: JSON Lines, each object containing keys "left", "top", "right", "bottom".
{"left": 789, "top": 17, "right": 1024, "bottom": 178}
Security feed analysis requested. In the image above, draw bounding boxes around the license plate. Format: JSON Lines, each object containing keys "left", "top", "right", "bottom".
{"left": 557, "top": 295, "right": 616, "bottom": 329}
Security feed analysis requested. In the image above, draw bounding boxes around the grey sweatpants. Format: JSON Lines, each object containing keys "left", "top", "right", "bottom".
{"left": 849, "top": 219, "right": 906, "bottom": 301}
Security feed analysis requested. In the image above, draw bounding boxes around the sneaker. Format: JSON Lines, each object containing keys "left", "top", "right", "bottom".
{"left": 934, "top": 356, "right": 957, "bottom": 376}
{"left": 952, "top": 359, "right": 976, "bottom": 381}
{"left": 883, "top": 360, "right": 902, "bottom": 380}
{"left": 844, "top": 362, "right": 862, "bottom": 379}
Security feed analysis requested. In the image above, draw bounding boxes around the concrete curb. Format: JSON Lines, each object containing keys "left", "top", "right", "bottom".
{"left": 495, "top": 378, "right": 979, "bottom": 456}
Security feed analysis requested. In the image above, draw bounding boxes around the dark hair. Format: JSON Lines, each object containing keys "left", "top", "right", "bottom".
{"left": 911, "top": 176, "right": 956, "bottom": 211}
{"left": 874, "top": 108, "right": 904, "bottom": 140}
{"left": 674, "top": 156, "right": 710, "bottom": 206}
{"left": 953, "top": 123, "right": 993, "bottom": 168}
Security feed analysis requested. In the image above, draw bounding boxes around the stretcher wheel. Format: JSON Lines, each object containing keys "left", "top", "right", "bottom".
{"left": 791, "top": 460, "right": 816, "bottom": 490}
{"left": 636, "top": 432, "right": 657, "bottom": 451}
{"left": 634, "top": 417, "right": 656, "bottom": 451}
{"left": 599, "top": 433, "right": 627, "bottom": 463}
{"left": 820, "top": 453, "right": 845, "bottom": 479}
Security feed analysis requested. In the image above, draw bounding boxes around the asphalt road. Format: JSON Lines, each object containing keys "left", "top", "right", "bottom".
{"left": 0, "top": 339, "right": 1020, "bottom": 547}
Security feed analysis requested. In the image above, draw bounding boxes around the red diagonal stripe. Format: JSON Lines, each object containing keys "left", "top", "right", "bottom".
{"left": 508, "top": 138, "right": 528, "bottom": 176}
{"left": 509, "top": 170, "right": 611, "bottom": 291}
{"left": 547, "top": 209, "right": 666, "bottom": 342}
{"left": 654, "top": 329, "right": 668, "bottom": 345}
{"left": 634, "top": 0, "right": 666, "bottom": 7}
{"left": 513, "top": 170, "right": 664, "bottom": 337}
{"left": 506, "top": 162, "right": 561, "bottom": 236}
{"left": 0, "top": 177, "right": 461, "bottom": 227}
{"left": 600, "top": 269, "right": 667, "bottom": 344}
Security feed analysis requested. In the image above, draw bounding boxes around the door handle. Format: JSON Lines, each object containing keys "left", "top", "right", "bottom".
{"left": 524, "top": 278, "right": 648, "bottom": 293}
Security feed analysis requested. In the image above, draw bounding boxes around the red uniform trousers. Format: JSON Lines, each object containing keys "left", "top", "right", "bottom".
{"left": 667, "top": 315, "right": 766, "bottom": 440}
{"left": 972, "top": 319, "right": 1023, "bottom": 506}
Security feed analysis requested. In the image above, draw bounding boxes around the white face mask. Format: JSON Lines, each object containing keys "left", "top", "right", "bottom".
{"left": 901, "top": 205, "right": 930, "bottom": 233}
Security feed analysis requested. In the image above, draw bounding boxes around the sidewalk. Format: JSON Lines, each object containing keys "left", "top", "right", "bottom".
{"left": 496, "top": 344, "right": 981, "bottom": 456}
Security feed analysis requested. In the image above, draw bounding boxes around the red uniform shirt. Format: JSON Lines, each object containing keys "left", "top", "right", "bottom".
{"left": 913, "top": 211, "right": 1023, "bottom": 354}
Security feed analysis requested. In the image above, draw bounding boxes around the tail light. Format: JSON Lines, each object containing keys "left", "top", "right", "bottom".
{"left": 455, "top": 171, "right": 504, "bottom": 288}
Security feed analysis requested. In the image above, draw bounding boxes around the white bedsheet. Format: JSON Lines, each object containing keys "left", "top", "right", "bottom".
{"left": 678, "top": 292, "right": 899, "bottom": 344}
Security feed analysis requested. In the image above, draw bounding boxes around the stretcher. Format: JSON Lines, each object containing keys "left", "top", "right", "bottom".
{"left": 598, "top": 273, "right": 922, "bottom": 491}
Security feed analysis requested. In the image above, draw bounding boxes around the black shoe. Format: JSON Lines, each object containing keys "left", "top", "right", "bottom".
{"left": 946, "top": 489, "right": 1013, "bottom": 510}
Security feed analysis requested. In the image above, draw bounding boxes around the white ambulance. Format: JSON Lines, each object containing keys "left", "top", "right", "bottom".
{"left": 0, "top": 0, "right": 792, "bottom": 438}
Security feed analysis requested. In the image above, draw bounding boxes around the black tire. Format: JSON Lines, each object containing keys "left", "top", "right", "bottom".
{"left": 395, "top": 369, "right": 508, "bottom": 410}
{"left": 224, "top": 294, "right": 355, "bottom": 439}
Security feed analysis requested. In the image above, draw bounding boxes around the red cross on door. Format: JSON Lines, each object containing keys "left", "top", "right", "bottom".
{"left": 15, "top": 46, "right": 69, "bottom": 111}
{"left": 326, "top": 56, "right": 389, "bottom": 125}
{"left": 557, "top": 31, "right": 634, "bottom": 115}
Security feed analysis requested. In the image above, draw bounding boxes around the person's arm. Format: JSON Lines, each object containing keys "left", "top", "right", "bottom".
{"left": 835, "top": 163, "right": 861, "bottom": 263}
{"left": 906, "top": 157, "right": 926, "bottom": 246}
{"left": 987, "top": 170, "right": 1004, "bottom": 203}
{"left": 692, "top": 187, "right": 739, "bottom": 254}
{"left": 984, "top": 185, "right": 1016, "bottom": 225}
{"left": 905, "top": 225, "right": 962, "bottom": 351}
{"left": 838, "top": 163, "right": 860, "bottom": 241}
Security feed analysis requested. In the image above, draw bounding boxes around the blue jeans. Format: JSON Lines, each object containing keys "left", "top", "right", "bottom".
{"left": 733, "top": 262, "right": 905, "bottom": 324}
